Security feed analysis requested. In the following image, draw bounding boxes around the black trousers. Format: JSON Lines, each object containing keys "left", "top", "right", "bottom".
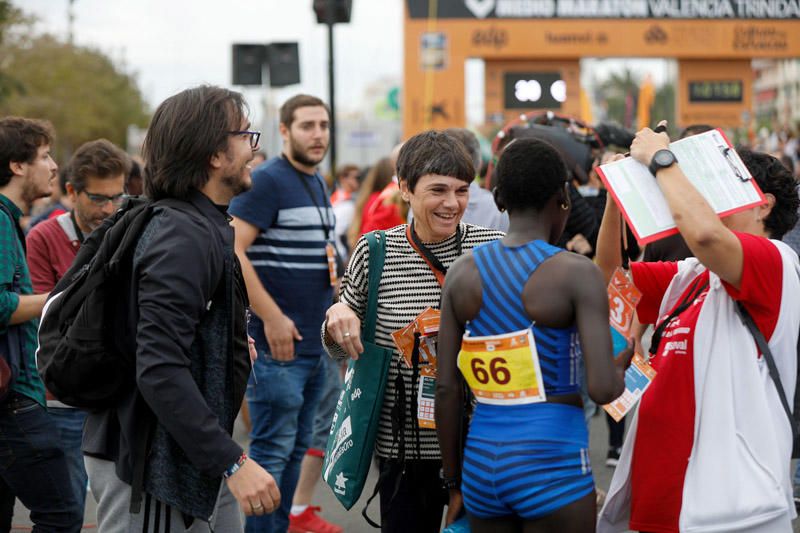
{"left": 378, "top": 458, "right": 447, "bottom": 533}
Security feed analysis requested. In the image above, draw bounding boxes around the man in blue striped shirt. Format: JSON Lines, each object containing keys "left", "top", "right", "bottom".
{"left": 231, "top": 94, "right": 339, "bottom": 533}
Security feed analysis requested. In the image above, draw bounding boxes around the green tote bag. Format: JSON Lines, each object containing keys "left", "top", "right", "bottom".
{"left": 323, "top": 230, "right": 393, "bottom": 510}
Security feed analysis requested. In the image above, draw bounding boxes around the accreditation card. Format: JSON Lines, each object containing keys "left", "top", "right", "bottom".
{"left": 604, "top": 354, "right": 657, "bottom": 422}
{"left": 602, "top": 268, "right": 656, "bottom": 422}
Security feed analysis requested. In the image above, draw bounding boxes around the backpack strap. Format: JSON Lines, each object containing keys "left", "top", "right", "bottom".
{"left": 735, "top": 302, "right": 799, "bottom": 453}
{"left": 649, "top": 276, "right": 709, "bottom": 357}
{"left": 0, "top": 201, "right": 23, "bottom": 288}
{"left": 0, "top": 201, "right": 27, "bottom": 382}
{"left": 0, "top": 200, "right": 25, "bottom": 257}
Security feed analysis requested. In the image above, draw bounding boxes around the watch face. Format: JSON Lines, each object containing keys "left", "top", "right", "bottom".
{"left": 654, "top": 150, "right": 675, "bottom": 167}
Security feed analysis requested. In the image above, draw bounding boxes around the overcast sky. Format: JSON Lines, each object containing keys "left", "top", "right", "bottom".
{"left": 19, "top": 0, "right": 404, "bottom": 115}
{"left": 18, "top": 0, "right": 669, "bottom": 131}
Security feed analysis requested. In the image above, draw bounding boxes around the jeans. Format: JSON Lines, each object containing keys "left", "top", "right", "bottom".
{"left": 0, "top": 393, "right": 82, "bottom": 532}
{"left": 245, "top": 355, "right": 325, "bottom": 533}
{"left": 49, "top": 407, "right": 88, "bottom": 514}
{"left": 310, "top": 356, "right": 344, "bottom": 452}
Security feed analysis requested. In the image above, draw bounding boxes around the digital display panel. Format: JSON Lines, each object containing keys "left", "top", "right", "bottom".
{"left": 689, "top": 80, "right": 743, "bottom": 103}
{"left": 504, "top": 72, "right": 565, "bottom": 109}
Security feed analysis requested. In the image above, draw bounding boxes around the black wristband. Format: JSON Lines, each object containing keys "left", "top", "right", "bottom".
{"left": 442, "top": 476, "right": 460, "bottom": 490}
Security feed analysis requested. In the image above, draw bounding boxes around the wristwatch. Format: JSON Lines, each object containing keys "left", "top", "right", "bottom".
{"left": 441, "top": 475, "right": 460, "bottom": 490}
{"left": 648, "top": 149, "right": 677, "bottom": 177}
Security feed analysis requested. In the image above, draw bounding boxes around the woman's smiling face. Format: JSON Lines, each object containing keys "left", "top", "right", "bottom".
{"left": 402, "top": 174, "right": 470, "bottom": 242}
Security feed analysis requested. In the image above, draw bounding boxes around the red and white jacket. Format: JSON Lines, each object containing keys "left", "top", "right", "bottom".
{"left": 600, "top": 234, "right": 800, "bottom": 533}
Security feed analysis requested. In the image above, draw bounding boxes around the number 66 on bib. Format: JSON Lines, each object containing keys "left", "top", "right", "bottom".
{"left": 457, "top": 328, "right": 547, "bottom": 405}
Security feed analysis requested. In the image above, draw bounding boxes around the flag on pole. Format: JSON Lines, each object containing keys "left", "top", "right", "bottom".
{"left": 637, "top": 74, "right": 655, "bottom": 130}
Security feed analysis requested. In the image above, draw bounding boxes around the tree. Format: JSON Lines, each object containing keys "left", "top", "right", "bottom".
{"left": 0, "top": 9, "right": 149, "bottom": 161}
{"left": 598, "top": 69, "right": 676, "bottom": 138}
{"left": 652, "top": 83, "right": 676, "bottom": 134}
{"left": 599, "top": 69, "right": 639, "bottom": 128}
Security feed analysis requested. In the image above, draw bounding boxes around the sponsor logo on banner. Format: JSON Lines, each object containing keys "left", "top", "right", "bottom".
{"left": 734, "top": 25, "right": 788, "bottom": 50}
{"left": 406, "top": 0, "right": 800, "bottom": 19}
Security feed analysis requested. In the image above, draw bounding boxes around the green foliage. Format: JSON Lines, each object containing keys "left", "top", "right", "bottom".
{"left": 652, "top": 83, "right": 676, "bottom": 135}
{"left": 598, "top": 68, "right": 676, "bottom": 137}
{"left": 0, "top": 8, "right": 149, "bottom": 162}
{"left": 599, "top": 69, "right": 638, "bottom": 127}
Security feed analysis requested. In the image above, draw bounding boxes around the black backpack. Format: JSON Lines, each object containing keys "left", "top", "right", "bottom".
{"left": 37, "top": 196, "right": 157, "bottom": 409}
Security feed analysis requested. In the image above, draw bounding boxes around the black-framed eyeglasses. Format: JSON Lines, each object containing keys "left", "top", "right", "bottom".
{"left": 83, "top": 191, "right": 127, "bottom": 207}
{"left": 228, "top": 130, "right": 261, "bottom": 150}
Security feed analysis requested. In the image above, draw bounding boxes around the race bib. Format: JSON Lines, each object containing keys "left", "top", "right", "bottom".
{"left": 457, "top": 328, "right": 546, "bottom": 405}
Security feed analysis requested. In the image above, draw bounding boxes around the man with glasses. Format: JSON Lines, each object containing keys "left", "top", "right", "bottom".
{"left": 82, "top": 86, "right": 279, "bottom": 530}
{"left": 25, "top": 138, "right": 130, "bottom": 518}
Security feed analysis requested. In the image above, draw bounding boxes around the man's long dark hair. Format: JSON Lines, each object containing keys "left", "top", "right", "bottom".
{"left": 143, "top": 85, "right": 247, "bottom": 200}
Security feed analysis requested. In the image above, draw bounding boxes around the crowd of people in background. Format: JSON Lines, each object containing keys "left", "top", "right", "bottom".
{"left": 1, "top": 83, "right": 800, "bottom": 533}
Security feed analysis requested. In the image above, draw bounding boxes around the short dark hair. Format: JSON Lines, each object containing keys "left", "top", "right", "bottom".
{"left": 125, "top": 160, "right": 144, "bottom": 196}
{"left": 494, "top": 138, "right": 568, "bottom": 213}
{"left": 279, "top": 94, "right": 329, "bottom": 128}
{"left": 0, "top": 117, "right": 55, "bottom": 187}
{"left": 143, "top": 85, "right": 248, "bottom": 201}
{"left": 58, "top": 167, "right": 70, "bottom": 195}
{"left": 68, "top": 139, "right": 131, "bottom": 192}
{"left": 738, "top": 149, "right": 799, "bottom": 239}
{"left": 444, "top": 128, "right": 482, "bottom": 172}
{"left": 336, "top": 163, "right": 359, "bottom": 181}
{"left": 679, "top": 124, "right": 714, "bottom": 139}
{"left": 396, "top": 130, "right": 474, "bottom": 192}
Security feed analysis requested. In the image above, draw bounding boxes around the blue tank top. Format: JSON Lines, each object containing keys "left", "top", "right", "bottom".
{"left": 468, "top": 239, "right": 580, "bottom": 396}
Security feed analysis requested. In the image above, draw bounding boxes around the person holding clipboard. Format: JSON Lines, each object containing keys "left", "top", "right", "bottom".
{"left": 597, "top": 122, "right": 800, "bottom": 532}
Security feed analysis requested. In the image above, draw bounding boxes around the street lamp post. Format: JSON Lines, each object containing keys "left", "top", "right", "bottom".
{"left": 326, "top": 4, "right": 337, "bottom": 172}
{"left": 314, "top": 0, "right": 351, "bottom": 174}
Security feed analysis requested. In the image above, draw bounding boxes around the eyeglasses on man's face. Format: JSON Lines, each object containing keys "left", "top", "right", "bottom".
{"left": 83, "top": 191, "right": 127, "bottom": 207}
{"left": 228, "top": 130, "right": 261, "bottom": 150}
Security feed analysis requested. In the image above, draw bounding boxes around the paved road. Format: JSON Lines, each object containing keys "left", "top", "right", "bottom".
{"left": 11, "top": 412, "right": 800, "bottom": 532}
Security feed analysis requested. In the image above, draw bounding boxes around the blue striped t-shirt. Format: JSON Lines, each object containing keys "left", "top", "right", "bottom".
{"left": 229, "top": 156, "right": 334, "bottom": 356}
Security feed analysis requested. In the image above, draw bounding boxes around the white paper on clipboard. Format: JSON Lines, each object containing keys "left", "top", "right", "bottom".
{"left": 596, "top": 129, "right": 766, "bottom": 245}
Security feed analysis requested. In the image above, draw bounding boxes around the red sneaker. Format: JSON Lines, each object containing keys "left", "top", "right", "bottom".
{"left": 288, "top": 506, "right": 343, "bottom": 533}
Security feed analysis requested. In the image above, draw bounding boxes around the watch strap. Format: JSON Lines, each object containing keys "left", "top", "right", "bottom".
{"left": 648, "top": 149, "right": 676, "bottom": 177}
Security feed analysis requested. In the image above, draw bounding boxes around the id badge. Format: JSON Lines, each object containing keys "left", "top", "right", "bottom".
{"left": 417, "top": 366, "right": 437, "bottom": 429}
{"left": 603, "top": 354, "right": 657, "bottom": 422}
{"left": 326, "top": 243, "right": 338, "bottom": 287}
{"left": 608, "top": 267, "right": 641, "bottom": 338}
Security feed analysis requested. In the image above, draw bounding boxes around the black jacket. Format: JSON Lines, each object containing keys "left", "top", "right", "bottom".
{"left": 82, "top": 190, "right": 250, "bottom": 519}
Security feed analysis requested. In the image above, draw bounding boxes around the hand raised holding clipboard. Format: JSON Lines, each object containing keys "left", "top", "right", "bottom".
{"left": 597, "top": 128, "right": 766, "bottom": 245}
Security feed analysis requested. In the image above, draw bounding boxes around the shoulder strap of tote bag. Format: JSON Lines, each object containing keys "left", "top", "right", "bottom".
{"left": 362, "top": 230, "right": 386, "bottom": 344}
